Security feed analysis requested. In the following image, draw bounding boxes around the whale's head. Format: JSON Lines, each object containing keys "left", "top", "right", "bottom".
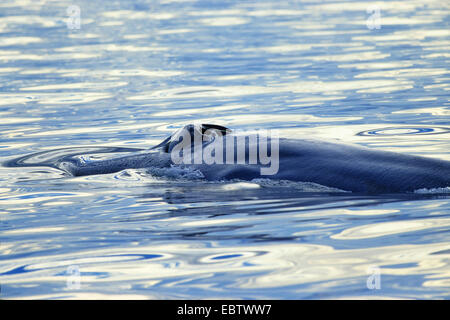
{"left": 152, "top": 124, "right": 231, "bottom": 153}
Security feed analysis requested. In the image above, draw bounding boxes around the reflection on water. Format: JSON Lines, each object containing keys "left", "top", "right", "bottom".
{"left": 1, "top": 0, "right": 450, "bottom": 299}
{"left": 357, "top": 127, "right": 450, "bottom": 136}
{"left": 2, "top": 163, "right": 449, "bottom": 299}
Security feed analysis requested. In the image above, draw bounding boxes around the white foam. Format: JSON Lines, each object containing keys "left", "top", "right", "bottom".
{"left": 78, "top": 155, "right": 93, "bottom": 164}
{"left": 127, "top": 165, "right": 349, "bottom": 192}
{"left": 145, "top": 165, "right": 205, "bottom": 180}
{"left": 250, "top": 178, "right": 349, "bottom": 193}
{"left": 114, "top": 169, "right": 153, "bottom": 181}
{"left": 414, "top": 187, "right": 450, "bottom": 194}
{"left": 219, "top": 182, "right": 261, "bottom": 191}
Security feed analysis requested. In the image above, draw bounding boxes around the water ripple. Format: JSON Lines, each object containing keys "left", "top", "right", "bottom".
{"left": 357, "top": 127, "right": 450, "bottom": 136}
{"left": 1, "top": 0, "right": 449, "bottom": 299}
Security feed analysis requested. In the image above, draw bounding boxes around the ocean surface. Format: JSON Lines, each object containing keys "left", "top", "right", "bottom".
{"left": 1, "top": 0, "right": 449, "bottom": 299}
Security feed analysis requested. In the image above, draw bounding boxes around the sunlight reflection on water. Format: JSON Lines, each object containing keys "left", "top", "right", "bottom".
{"left": 0, "top": 0, "right": 449, "bottom": 299}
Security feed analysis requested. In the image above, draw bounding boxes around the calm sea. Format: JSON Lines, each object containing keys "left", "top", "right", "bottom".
{"left": 1, "top": 0, "right": 449, "bottom": 299}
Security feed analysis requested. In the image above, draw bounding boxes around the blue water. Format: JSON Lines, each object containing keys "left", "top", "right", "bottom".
{"left": 1, "top": 0, "right": 450, "bottom": 299}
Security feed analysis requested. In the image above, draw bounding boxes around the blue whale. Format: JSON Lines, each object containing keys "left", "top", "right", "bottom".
{"left": 57, "top": 124, "right": 450, "bottom": 193}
